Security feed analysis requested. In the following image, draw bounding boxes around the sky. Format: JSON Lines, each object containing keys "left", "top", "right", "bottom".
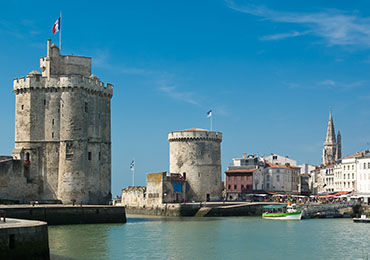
{"left": 1, "top": 0, "right": 370, "bottom": 196}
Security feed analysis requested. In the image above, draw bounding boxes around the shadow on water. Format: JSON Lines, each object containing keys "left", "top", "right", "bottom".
{"left": 126, "top": 215, "right": 241, "bottom": 224}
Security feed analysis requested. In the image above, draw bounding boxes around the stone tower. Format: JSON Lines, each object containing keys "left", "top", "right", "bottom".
{"left": 12, "top": 39, "right": 113, "bottom": 204}
{"left": 322, "top": 109, "right": 341, "bottom": 165}
{"left": 168, "top": 128, "right": 222, "bottom": 201}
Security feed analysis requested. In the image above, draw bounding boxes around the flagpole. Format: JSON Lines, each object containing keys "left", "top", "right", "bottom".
{"left": 132, "top": 158, "right": 135, "bottom": 186}
{"left": 59, "top": 11, "right": 62, "bottom": 51}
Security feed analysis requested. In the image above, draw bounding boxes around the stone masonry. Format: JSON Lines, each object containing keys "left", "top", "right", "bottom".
{"left": 0, "top": 39, "right": 113, "bottom": 204}
{"left": 168, "top": 128, "right": 222, "bottom": 201}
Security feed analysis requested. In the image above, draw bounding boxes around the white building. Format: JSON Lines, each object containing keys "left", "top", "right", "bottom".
{"left": 264, "top": 163, "right": 301, "bottom": 194}
{"left": 356, "top": 153, "right": 370, "bottom": 197}
{"left": 264, "top": 154, "right": 297, "bottom": 166}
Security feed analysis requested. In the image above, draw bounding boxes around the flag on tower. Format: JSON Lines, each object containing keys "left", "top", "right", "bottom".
{"left": 52, "top": 17, "right": 61, "bottom": 34}
{"left": 130, "top": 160, "right": 135, "bottom": 171}
{"left": 207, "top": 110, "right": 212, "bottom": 118}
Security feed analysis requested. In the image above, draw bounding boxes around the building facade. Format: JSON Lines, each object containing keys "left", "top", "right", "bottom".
{"left": 0, "top": 40, "right": 113, "bottom": 204}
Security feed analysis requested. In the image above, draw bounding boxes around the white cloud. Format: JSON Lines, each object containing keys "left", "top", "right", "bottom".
{"left": 317, "top": 79, "right": 336, "bottom": 87}
{"left": 260, "top": 31, "right": 308, "bottom": 41}
{"left": 227, "top": 0, "right": 370, "bottom": 48}
{"left": 158, "top": 80, "right": 200, "bottom": 106}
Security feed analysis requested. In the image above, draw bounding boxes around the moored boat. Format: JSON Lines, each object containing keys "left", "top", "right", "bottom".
{"left": 353, "top": 215, "right": 370, "bottom": 223}
{"left": 262, "top": 204, "right": 302, "bottom": 220}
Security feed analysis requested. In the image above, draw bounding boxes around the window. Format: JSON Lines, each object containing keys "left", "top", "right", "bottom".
{"left": 21, "top": 105, "right": 24, "bottom": 110}
{"left": 352, "top": 173, "right": 354, "bottom": 179}
{"left": 273, "top": 155, "right": 278, "bottom": 160}
{"left": 88, "top": 152, "right": 92, "bottom": 161}
{"left": 44, "top": 99, "right": 46, "bottom": 106}
{"left": 276, "top": 175, "right": 280, "bottom": 182}
{"left": 364, "top": 163, "right": 366, "bottom": 169}
{"left": 348, "top": 173, "right": 350, "bottom": 179}
{"left": 344, "top": 174, "right": 346, "bottom": 179}
{"left": 266, "top": 175, "right": 270, "bottom": 181}
{"left": 348, "top": 166, "right": 350, "bottom": 170}
{"left": 234, "top": 185, "right": 237, "bottom": 190}
{"left": 51, "top": 132, "right": 54, "bottom": 138}
{"left": 228, "top": 185, "right": 231, "bottom": 189}
{"left": 241, "top": 185, "right": 244, "bottom": 190}
{"left": 52, "top": 119, "right": 54, "bottom": 125}
{"left": 352, "top": 165, "right": 354, "bottom": 170}
{"left": 368, "top": 162, "right": 370, "bottom": 168}
{"left": 99, "top": 152, "right": 101, "bottom": 160}
{"left": 266, "top": 183, "right": 270, "bottom": 189}
{"left": 343, "top": 166, "right": 345, "bottom": 170}
{"left": 85, "top": 102, "right": 88, "bottom": 113}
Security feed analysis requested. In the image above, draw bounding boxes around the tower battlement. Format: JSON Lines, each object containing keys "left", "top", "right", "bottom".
{"left": 168, "top": 129, "right": 222, "bottom": 142}
{"left": 13, "top": 74, "right": 113, "bottom": 97}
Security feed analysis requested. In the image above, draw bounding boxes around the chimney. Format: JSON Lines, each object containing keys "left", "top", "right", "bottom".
{"left": 242, "top": 153, "right": 246, "bottom": 159}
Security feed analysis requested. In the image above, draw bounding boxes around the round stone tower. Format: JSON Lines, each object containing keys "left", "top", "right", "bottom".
{"left": 168, "top": 128, "right": 222, "bottom": 202}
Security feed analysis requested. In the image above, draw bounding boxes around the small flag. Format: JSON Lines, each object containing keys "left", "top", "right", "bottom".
{"left": 52, "top": 17, "right": 61, "bottom": 34}
{"left": 207, "top": 110, "right": 212, "bottom": 118}
{"left": 130, "top": 160, "right": 135, "bottom": 171}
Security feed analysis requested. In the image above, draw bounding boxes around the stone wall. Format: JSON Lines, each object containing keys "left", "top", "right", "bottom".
{"left": 0, "top": 159, "right": 39, "bottom": 203}
{"left": 1, "top": 206, "right": 126, "bottom": 225}
{"left": 0, "top": 219, "right": 49, "bottom": 259}
{"left": 168, "top": 129, "right": 222, "bottom": 201}
{"left": 121, "top": 186, "right": 147, "bottom": 208}
{"left": 0, "top": 40, "right": 114, "bottom": 205}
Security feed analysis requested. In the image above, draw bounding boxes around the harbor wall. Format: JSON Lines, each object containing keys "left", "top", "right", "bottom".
{"left": 125, "top": 202, "right": 362, "bottom": 218}
{"left": 0, "top": 218, "right": 49, "bottom": 260}
{"left": 0, "top": 205, "right": 126, "bottom": 225}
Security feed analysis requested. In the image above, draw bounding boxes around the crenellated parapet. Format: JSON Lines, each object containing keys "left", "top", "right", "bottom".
{"left": 168, "top": 129, "right": 222, "bottom": 143}
{"left": 13, "top": 74, "right": 113, "bottom": 97}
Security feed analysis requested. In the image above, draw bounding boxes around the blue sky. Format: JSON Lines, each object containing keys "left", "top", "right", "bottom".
{"left": 1, "top": 0, "right": 370, "bottom": 196}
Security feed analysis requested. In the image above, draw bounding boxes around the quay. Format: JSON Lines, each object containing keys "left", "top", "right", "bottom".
{"left": 0, "top": 205, "right": 126, "bottom": 225}
{"left": 0, "top": 218, "right": 49, "bottom": 260}
{"left": 124, "top": 201, "right": 365, "bottom": 218}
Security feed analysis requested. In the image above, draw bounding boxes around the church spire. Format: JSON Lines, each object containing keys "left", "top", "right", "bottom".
{"left": 324, "top": 109, "right": 336, "bottom": 145}
{"left": 322, "top": 109, "right": 338, "bottom": 165}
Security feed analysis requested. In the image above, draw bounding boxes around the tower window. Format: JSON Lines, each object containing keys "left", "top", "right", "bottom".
{"left": 21, "top": 105, "right": 24, "bottom": 110}
{"left": 44, "top": 99, "right": 46, "bottom": 106}
{"left": 85, "top": 102, "right": 88, "bottom": 113}
{"left": 99, "top": 152, "right": 101, "bottom": 160}
{"left": 52, "top": 132, "right": 54, "bottom": 138}
{"left": 88, "top": 152, "right": 92, "bottom": 161}
{"left": 52, "top": 119, "right": 54, "bottom": 125}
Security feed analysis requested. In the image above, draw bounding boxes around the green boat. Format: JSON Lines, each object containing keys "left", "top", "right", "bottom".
{"left": 262, "top": 204, "right": 302, "bottom": 220}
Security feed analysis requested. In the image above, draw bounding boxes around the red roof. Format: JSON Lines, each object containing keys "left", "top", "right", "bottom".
{"left": 265, "top": 162, "right": 301, "bottom": 169}
{"left": 182, "top": 128, "right": 208, "bottom": 132}
{"left": 225, "top": 168, "right": 255, "bottom": 174}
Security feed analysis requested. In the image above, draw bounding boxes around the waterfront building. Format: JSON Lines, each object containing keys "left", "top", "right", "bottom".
{"left": 264, "top": 162, "right": 301, "bottom": 194}
{"left": 0, "top": 40, "right": 113, "bottom": 204}
{"left": 355, "top": 151, "right": 370, "bottom": 203}
{"left": 264, "top": 153, "right": 297, "bottom": 166}
{"left": 337, "top": 154, "right": 357, "bottom": 192}
{"left": 322, "top": 109, "right": 341, "bottom": 166}
{"left": 224, "top": 154, "right": 264, "bottom": 200}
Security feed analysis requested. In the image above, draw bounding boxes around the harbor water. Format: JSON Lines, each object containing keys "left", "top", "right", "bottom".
{"left": 49, "top": 216, "right": 370, "bottom": 260}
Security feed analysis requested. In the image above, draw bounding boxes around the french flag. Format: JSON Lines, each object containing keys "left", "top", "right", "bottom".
{"left": 52, "top": 17, "right": 61, "bottom": 34}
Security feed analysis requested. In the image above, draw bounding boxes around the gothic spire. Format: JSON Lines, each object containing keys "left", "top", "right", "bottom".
{"left": 324, "top": 109, "right": 336, "bottom": 145}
